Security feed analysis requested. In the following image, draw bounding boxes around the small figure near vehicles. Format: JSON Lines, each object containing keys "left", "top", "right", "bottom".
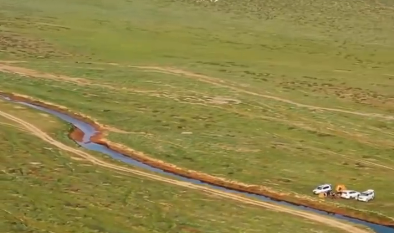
{"left": 312, "top": 183, "right": 375, "bottom": 202}
{"left": 313, "top": 184, "right": 332, "bottom": 194}
{"left": 356, "top": 189, "right": 375, "bottom": 202}
{"left": 340, "top": 190, "right": 360, "bottom": 199}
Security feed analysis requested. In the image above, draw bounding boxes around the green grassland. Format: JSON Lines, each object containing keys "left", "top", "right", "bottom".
{"left": 1, "top": 0, "right": 394, "bottom": 220}
{"left": 0, "top": 100, "right": 353, "bottom": 233}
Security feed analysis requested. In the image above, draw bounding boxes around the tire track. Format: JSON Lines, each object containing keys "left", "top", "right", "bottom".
{"left": 0, "top": 61, "right": 393, "bottom": 120}
{"left": 2, "top": 61, "right": 392, "bottom": 148}
{"left": 127, "top": 65, "right": 394, "bottom": 121}
{"left": 0, "top": 63, "right": 157, "bottom": 95}
{"left": 0, "top": 109, "right": 371, "bottom": 233}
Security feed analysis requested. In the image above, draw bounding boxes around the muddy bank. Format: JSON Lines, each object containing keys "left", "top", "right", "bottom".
{"left": 69, "top": 126, "right": 84, "bottom": 142}
{"left": 1, "top": 91, "right": 393, "bottom": 228}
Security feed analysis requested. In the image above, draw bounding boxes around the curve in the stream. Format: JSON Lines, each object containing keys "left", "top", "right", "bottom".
{"left": 1, "top": 96, "right": 393, "bottom": 233}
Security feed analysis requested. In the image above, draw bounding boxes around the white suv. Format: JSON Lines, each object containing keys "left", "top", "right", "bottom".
{"left": 312, "top": 184, "right": 332, "bottom": 194}
{"left": 356, "top": 189, "right": 375, "bottom": 202}
{"left": 340, "top": 190, "right": 360, "bottom": 199}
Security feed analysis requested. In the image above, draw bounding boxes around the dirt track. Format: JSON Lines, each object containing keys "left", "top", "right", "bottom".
{"left": 135, "top": 67, "right": 394, "bottom": 120}
{"left": 0, "top": 109, "right": 371, "bottom": 233}
{"left": 0, "top": 63, "right": 156, "bottom": 95}
{"left": 0, "top": 62, "right": 393, "bottom": 121}
{"left": 122, "top": 64, "right": 394, "bottom": 121}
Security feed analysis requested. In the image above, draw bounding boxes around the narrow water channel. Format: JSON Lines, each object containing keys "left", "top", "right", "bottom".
{"left": 3, "top": 96, "right": 393, "bottom": 233}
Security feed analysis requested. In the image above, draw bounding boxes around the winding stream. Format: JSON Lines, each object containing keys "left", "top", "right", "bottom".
{"left": 3, "top": 96, "right": 393, "bottom": 233}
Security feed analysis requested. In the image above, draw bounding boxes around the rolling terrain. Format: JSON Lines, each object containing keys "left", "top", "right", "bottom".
{"left": 0, "top": 92, "right": 368, "bottom": 233}
{"left": 0, "top": 0, "right": 393, "bottom": 231}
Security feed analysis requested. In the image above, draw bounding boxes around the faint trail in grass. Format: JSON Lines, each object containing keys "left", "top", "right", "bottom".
{"left": 0, "top": 121, "right": 29, "bottom": 133}
{"left": 121, "top": 65, "right": 393, "bottom": 121}
{"left": 1, "top": 61, "right": 392, "bottom": 148}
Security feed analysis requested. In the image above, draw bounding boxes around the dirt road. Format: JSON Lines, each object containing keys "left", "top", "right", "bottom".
{"left": 0, "top": 61, "right": 393, "bottom": 121}
{"left": 0, "top": 63, "right": 156, "bottom": 95}
{"left": 0, "top": 109, "right": 371, "bottom": 233}
{"left": 128, "top": 65, "right": 393, "bottom": 120}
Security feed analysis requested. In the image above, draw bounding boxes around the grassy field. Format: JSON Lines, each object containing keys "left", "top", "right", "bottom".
{"left": 0, "top": 99, "right": 355, "bottom": 233}
{"left": 0, "top": 0, "right": 394, "bottom": 220}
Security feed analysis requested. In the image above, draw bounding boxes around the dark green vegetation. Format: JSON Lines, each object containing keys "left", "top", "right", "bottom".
{"left": 0, "top": 100, "right": 351, "bottom": 233}
{"left": 1, "top": 0, "right": 393, "bottom": 220}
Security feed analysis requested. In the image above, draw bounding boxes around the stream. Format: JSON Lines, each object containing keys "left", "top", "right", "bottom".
{"left": 2, "top": 96, "right": 393, "bottom": 233}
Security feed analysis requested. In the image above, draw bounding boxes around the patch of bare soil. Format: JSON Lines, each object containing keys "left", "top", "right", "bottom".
{"left": 103, "top": 125, "right": 131, "bottom": 134}
{"left": 207, "top": 96, "right": 242, "bottom": 104}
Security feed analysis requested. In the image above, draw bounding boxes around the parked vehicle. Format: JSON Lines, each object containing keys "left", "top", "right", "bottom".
{"left": 356, "top": 189, "right": 375, "bottom": 202}
{"left": 313, "top": 184, "right": 332, "bottom": 194}
{"left": 340, "top": 190, "right": 360, "bottom": 199}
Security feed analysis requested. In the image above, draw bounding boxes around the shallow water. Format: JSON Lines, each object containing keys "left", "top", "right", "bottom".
{"left": 3, "top": 97, "right": 393, "bottom": 233}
